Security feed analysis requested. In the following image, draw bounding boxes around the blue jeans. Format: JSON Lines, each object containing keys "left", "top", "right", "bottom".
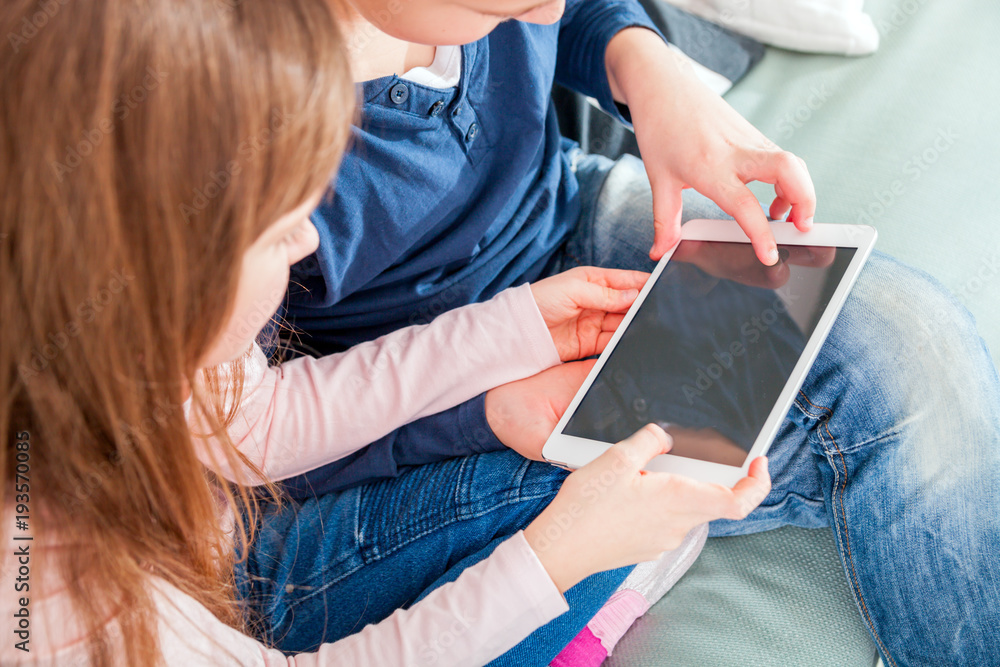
{"left": 241, "top": 153, "right": 1000, "bottom": 666}
{"left": 238, "top": 451, "right": 631, "bottom": 665}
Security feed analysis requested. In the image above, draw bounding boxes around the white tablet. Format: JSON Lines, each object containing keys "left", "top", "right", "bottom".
{"left": 542, "top": 220, "right": 877, "bottom": 486}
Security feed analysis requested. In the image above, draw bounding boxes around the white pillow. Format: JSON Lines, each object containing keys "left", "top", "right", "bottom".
{"left": 665, "top": 0, "right": 880, "bottom": 56}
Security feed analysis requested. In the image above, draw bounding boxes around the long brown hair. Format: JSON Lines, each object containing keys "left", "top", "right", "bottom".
{"left": 1, "top": 1, "right": 352, "bottom": 665}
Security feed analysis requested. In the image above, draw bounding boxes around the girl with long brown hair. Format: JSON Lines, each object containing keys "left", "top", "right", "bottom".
{"left": 0, "top": 0, "right": 771, "bottom": 664}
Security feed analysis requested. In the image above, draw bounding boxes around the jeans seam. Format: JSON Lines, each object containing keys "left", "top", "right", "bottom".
{"left": 802, "top": 390, "right": 898, "bottom": 667}
{"left": 797, "top": 391, "right": 904, "bottom": 453}
{"left": 793, "top": 397, "right": 827, "bottom": 422}
{"left": 796, "top": 390, "right": 830, "bottom": 417}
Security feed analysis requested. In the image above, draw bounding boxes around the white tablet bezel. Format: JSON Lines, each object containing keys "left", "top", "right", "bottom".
{"left": 541, "top": 220, "right": 877, "bottom": 486}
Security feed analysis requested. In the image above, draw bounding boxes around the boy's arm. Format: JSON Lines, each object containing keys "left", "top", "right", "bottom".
{"left": 280, "top": 351, "right": 596, "bottom": 497}
{"left": 277, "top": 393, "right": 504, "bottom": 498}
{"left": 603, "top": 27, "right": 816, "bottom": 266}
{"left": 557, "top": 0, "right": 817, "bottom": 267}
{"left": 193, "top": 284, "right": 560, "bottom": 483}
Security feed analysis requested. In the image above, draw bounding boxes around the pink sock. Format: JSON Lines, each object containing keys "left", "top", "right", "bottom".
{"left": 550, "top": 523, "right": 708, "bottom": 666}
{"left": 549, "top": 626, "right": 608, "bottom": 667}
{"left": 587, "top": 589, "right": 650, "bottom": 651}
{"left": 553, "top": 590, "right": 648, "bottom": 666}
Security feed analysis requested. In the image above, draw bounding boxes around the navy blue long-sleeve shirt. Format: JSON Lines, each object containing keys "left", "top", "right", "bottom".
{"left": 280, "top": 0, "right": 663, "bottom": 498}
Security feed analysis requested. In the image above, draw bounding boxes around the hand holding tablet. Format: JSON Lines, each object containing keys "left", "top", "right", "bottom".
{"left": 542, "top": 220, "right": 877, "bottom": 486}
{"left": 524, "top": 423, "right": 772, "bottom": 593}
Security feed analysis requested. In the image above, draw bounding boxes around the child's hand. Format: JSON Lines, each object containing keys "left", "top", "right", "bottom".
{"left": 530, "top": 266, "right": 648, "bottom": 361}
{"left": 485, "top": 359, "right": 597, "bottom": 461}
{"left": 605, "top": 29, "right": 817, "bottom": 266}
{"left": 523, "top": 424, "right": 771, "bottom": 593}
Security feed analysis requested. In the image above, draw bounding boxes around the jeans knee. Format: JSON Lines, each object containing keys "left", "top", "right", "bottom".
{"left": 837, "top": 253, "right": 987, "bottom": 383}
{"left": 818, "top": 252, "right": 998, "bottom": 488}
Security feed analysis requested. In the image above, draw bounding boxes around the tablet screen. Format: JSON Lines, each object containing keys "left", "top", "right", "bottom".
{"left": 562, "top": 241, "right": 857, "bottom": 467}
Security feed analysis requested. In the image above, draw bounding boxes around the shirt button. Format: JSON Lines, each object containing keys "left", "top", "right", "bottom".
{"left": 465, "top": 123, "right": 479, "bottom": 142}
{"left": 428, "top": 101, "right": 444, "bottom": 116}
{"left": 389, "top": 82, "right": 409, "bottom": 105}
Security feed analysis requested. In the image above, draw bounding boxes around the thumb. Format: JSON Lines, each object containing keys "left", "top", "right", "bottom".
{"left": 649, "top": 178, "right": 684, "bottom": 261}
{"left": 576, "top": 280, "right": 640, "bottom": 314}
{"left": 601, "top": 423, "right": 673, "bottom": 474}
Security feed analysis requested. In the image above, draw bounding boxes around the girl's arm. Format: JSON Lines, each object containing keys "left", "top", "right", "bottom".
{"left": 195, "top": 284, "right": 561, "bottom": 482}
{"left": 156, "top": 533, "right": 565, "bottom": 667}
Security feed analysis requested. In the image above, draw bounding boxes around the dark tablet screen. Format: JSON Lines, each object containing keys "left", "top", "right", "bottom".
{"left": 562, "top": 240, "right": 857, "bottom": 466}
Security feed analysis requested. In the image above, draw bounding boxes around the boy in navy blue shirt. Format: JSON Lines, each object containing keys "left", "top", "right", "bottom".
{"left": 282, "top": 0, "right": 815, "bottom": 494}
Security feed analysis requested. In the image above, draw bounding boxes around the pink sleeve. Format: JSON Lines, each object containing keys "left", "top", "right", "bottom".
{"left": 197, "top": 284, "right": 561, "bottom": 482}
